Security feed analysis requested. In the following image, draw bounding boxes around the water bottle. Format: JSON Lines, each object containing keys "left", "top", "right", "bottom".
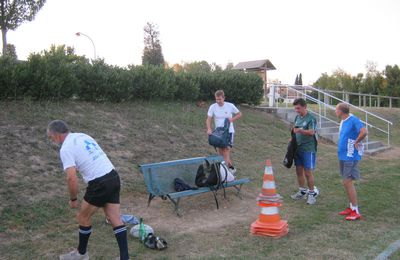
{"left": 358, "top": 142, "right": 364, "bottom": 156}
{"left": 139, "top": 218, "right": 146, "bottom": 242}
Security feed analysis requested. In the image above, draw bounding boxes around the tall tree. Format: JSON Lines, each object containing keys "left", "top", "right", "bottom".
{"left": 142, "top": 22, "right": 164, "bottom": 66}
{"left": 0, "top": 0, "right": 46, "bottom": 56}
{"left": 294, "top": 74, "right": 299, "bottom": 85}
{"left": 298, "top": 73, "right": 303, "bottom": 85}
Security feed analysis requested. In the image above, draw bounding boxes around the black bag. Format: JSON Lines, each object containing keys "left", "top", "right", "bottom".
{"left": 195, "top": 159, "right": 229, "bottom": 209}
{"left": 208, "top": 118, "right": 230, "bottom": 148}
{"left": 144, "top": 234, "right": 168, "bottom": 250}
{"left": 283, "top": 129, "right": 297, "bottom": 169}
{"left": 195, "top": 160, "right": 228, "bottom": 188}
{"left": 174, "top": 178, "right": 198, "bottom": 192}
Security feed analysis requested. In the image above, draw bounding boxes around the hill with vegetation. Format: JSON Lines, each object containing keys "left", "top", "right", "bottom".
{"left": 0, "top": 101, "right": 399, "bottom": 259}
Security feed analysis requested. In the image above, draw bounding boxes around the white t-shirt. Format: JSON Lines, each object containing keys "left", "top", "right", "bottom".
{"left": 60, "top": 133, "right": 114, "bottom": 183}
{"left": 207, "top": 102, "right": 240, "bottom": 133}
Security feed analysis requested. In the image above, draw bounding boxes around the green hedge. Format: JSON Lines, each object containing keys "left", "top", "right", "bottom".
{"left": 0, "top": 46, "right": 264, "bottom": 104}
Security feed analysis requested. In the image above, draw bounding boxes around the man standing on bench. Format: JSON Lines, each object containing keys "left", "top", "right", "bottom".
{"left": 206, "top": 90, "right": 242, "bottom": 174}
{"left": 47, "top": 120, "right": 130, "bottom": 260}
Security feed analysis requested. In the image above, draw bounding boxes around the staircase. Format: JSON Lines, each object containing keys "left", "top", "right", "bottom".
{"left": 262, "top": 84, "right": 393, "bottom": 156}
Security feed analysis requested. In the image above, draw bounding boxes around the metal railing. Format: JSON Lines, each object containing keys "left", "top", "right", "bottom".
{"left": 267, "top": 84, "right": 394, "bottom": 148}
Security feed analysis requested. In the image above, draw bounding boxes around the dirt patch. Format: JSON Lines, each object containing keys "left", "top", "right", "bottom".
{"left": 121, "top": 189, "right": 260, "bottom": 235}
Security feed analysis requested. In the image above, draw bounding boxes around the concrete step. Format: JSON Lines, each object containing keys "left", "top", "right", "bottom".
{"left": 364, "top": 141, "right": 384, "bottom": 150}
{"left": 317, "top": 126, "right": 339, "bottom": 134}
{"left": 319, "top": 121, "right": 339, "bottom": 128}
{"left": 318, "top": 132, "right": 339, "bottom": 144}
{"left": 364, "top": 146, "right": 391, "bottom": 156}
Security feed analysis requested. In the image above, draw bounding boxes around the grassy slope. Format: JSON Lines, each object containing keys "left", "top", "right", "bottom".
{"left": 0, "top": 101, "right": 399, "bottom": 259}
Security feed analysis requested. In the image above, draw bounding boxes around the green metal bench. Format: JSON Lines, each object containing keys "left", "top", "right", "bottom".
{"left": 139, "top": 155, "right": 251, "bottom": 216}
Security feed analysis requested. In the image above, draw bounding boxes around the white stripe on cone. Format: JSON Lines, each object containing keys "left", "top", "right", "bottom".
{"left": 264, "top": 166, "right": 273, "bottom": 175}
{"left": 262, "top": 180, "right": 276, "bottom": 189}
{"left": 261, "top": 207, "right": 279, "bottom": 215}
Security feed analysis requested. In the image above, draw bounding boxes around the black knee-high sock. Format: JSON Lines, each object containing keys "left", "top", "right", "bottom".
{"left": 113, "top": 225, "right": 129, "bottom": 260}
{"left": 78, "top": 225, "right": 92, "bottom": 254}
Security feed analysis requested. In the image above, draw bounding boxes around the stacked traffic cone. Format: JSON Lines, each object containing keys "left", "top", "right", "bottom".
{"left": 250, "top": 159, "right": 288, "bottom": 238}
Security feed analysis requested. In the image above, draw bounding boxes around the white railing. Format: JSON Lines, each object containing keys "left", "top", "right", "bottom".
{"left": 267, "top": 84, "right": 394, "bottom": 148}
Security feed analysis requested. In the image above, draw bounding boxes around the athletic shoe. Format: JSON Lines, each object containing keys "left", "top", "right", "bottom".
{"left": 306, "top": 191, "right": 318, "bottom": 205}
{"left": 339, "top": 207, "right": 353, "bottom": 215}
{"left": 345, "top": 210, "right": 361, "bottom": 221}
{"left": 59, "top": 250, "right": 89, "bottom": 260}
{"left": 290, "top": 190, "right": 307, "bottom": 200}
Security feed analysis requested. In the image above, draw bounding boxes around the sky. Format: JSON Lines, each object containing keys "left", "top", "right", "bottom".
{"left": 5, "top": 0, "right": 400, "bottom": 84}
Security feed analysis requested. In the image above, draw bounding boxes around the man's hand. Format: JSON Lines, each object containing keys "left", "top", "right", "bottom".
{"left": 229, "top": 118, "right": 234, "bottom": 123}
{"left": 207, "top": 129, "right": 212, "bottom": 135}
{"left": 293, "top": 128, "right": 302, "bottom": 134}
{"left": 69, "top": 199, "right": 79, "bottom": 209}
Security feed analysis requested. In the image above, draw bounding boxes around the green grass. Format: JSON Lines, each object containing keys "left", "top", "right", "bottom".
{"left": 0, "top": 100, "right": 399, "bottom": 259}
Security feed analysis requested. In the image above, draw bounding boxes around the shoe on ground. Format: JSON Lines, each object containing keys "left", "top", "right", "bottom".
{"left": 290, "top": 190, "right": 307, "bottom": 200}
{"left": 339, "top": 207, "right": 353, "bottom": 215}
{"left": 306, "top": 191, "right": 318, "bottom": 205}
{"left": 345, "top": 210, "right": 361, "bottom": 221}
{"left": 59, "top": 250, "right": 89, "bottom": 260}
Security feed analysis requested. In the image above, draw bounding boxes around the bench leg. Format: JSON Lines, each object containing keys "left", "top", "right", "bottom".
{"left": 147, "top": 194, "right": 155, "bottom": 207}
{"left": 233, "top": 184, "right": 244, "bottom": 200}
{"left": 167, "top": 195, "right": 182, "bottom": 217}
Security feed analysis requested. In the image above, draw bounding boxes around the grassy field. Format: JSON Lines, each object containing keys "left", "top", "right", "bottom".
{"left": 0, "top": 101, "right": 399, "bottom": 259}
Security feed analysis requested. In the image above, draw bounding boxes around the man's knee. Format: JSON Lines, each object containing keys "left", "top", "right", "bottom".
{"left": 304, "top": 170, "right": 314, "bottom": 177}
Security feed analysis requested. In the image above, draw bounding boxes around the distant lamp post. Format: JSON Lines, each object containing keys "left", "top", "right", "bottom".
{"left": 75, "top": 32, "right": 96, "bottom": 60}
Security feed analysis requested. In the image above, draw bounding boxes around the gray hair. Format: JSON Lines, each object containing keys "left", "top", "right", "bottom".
{"left": 337, "top": 103, "right": 350, "bottom": 114}
{"left": 47, "top": 120, "right": 70, "bottom": 134}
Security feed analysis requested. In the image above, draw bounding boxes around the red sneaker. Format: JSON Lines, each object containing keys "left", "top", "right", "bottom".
{"left": 345, "top": 210, "right": 361, "bottom": 221}
{"left": 339, "top": 207, "right": 352, "bottom": 215}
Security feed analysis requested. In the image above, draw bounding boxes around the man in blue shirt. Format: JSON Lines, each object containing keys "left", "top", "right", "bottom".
{"left": 335, "top": 103, "right": 367, "bottom": 221}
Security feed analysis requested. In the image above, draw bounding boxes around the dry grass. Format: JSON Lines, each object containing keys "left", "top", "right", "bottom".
{"left": 0, "top": 101, "right": 399, "bottom": 259}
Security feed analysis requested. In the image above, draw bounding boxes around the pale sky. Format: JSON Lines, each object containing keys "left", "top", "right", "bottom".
{"left": 5, "top": 0, "right": 400, "bottom": 84}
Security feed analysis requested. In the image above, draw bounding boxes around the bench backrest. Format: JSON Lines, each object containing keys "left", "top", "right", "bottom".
{"left": 140, "top": 155, "right": 223, "bottom": 196}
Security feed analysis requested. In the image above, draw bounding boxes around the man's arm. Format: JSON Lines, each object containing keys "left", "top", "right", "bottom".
{"left": 229, "top": 112, "right": 242, "bottom": 123}
{"left": 206, "top": 116, "right": 213, "bottom": 135}
{"left": 354, "top": 127, "right": 367, "bottom": 148}
{"left": 293, "top": 128, "right": 315, "bottom": 136}
{"left": 65, "top": 167, "right": 79, "bottom": 208}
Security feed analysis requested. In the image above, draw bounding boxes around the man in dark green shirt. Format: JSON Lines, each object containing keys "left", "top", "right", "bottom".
{"left": 290, "top": 98, "right": 319, "bottom": 205}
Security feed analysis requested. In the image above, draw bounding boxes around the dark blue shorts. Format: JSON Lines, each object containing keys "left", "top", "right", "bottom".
{"left": 294, "top": 151, "right": 316, "bottom": 170}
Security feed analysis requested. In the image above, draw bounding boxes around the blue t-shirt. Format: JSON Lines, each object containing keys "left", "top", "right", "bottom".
{"left": 338, "top": 115, "right": 364, "bottom": 161}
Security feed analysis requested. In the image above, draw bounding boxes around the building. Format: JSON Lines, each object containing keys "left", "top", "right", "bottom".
{"left": 233, "top": 59, "right": 276, "bottom": 100}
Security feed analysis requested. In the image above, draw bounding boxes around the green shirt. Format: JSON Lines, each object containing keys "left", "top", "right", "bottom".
{"left": 294, "top": 112, "right": 317, "bottom": 152}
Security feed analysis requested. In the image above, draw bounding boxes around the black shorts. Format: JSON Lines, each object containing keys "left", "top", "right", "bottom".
{"left": 84, "top": 170, "right": 121, "bottom": 207}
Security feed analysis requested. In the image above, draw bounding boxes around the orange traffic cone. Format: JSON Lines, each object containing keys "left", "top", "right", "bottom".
{"left": 257, "top": 160, "right": 283, "bottom": 204}
{"left": 250, "top": 160, "right": 288, "bottom": 238}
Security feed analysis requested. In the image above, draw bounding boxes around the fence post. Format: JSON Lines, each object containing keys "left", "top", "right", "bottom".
{"left": 377, "top": 97, "right": 380, "bottom": 107}
{"left": 389, "top": 98, "right": 392, "bottom": 108}
{"left": 359, "top": 93, "right": 361, "bottom": 106}
{"left": 369, "top": 94, "right": 372, "bottom": 107}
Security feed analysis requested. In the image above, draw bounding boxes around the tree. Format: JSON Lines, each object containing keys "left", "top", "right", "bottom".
{"left": 384, "top": 65, "right": 400, "bottom": 97}
{"left": 294, "top": 74, "right": 299, "bottom": 85}
{"left": 141, "top": 22, "right": 164, "bottom": 66}
{"left": 183, "top": 61, "right": 211, "bottom": 73}
{"left": 0, "top": 0, "right": 46, "bottom": 56}
{"left": 4, "top": 42, "right": 16, "bottom": 59}
{"left": 298, "top": 73, "right": 303, "bottom": 85}
{"left": 225, "top": 62, "right": 234, "bottom": 70}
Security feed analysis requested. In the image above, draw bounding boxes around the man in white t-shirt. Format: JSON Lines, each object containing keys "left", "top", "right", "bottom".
{"left": 206, "top": 90, "right": 242, "bottom": 173}
{"left": 47, "top": 120, "right": 129, "bottom": 260}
